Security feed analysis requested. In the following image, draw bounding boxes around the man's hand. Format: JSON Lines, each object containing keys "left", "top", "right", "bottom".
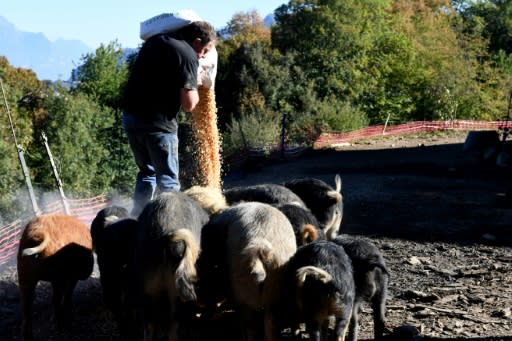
{"left": 198, "top": 65, "right": 213, "bottom": 88}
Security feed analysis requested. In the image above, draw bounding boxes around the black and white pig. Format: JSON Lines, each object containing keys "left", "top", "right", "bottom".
{"left": 196, "top": 201, "right": 297, "bottom": 341}
{"left": 134, "top": 191, "right": 210, "bottom": 341}
{"left": 266, "top": 240, "right": 355, "bottom": 341}
{"left": 332, "top": 236, "right": 390, "bottom": 341}
{"left": 284, "top": 174, "right": 343, "bottom": 240}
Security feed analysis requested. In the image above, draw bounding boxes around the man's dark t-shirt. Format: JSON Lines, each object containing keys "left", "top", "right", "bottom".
{"left": 122, "top": 33, "right": 198, "bottom": 133}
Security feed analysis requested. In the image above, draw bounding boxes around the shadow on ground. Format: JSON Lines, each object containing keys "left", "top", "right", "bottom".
{"left": 224, "top": 141, "right": 512, "bottom": 247}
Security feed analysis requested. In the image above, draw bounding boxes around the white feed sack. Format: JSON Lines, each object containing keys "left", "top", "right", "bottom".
{"left": 139, "top": 9, "right": 202, "bottom": 41}
{"left": 198, "top": 46, "right": 218, "bottom": 89}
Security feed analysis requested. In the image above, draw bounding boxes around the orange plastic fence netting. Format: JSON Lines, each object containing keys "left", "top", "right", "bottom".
{"left": 0, "top": 194, "right": 110, "bottom": 269}
{"left": 313, "top": 120, "right": 507, "bottom": 149}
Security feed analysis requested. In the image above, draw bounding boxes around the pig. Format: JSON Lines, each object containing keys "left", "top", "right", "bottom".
{"left": 266, "top": 240, "right": 355, "bottom": 341}
{"left": 224, "top": 183, "right": 307, "bottom": 208}
{"left": 332, "top": 236, "right": 390, "bottom": 341}
{"left": 134, "top": 191, "right": 210, "bottom": 340}
{"left": 183, "top": 185, "right": 229, "bottom": 216}
{"left": 90, "top": 206, "right": 140, "bottom": 339}
{"left": 17, "top": 213, "right": 94, "bottom": 341}
{"left": 273, "top": 203, "right": 326, "bottom": 246}
{"left": 90, "top": 205, "right": 132, "bottom": 247}
{"left": 196, "top": 202, "right": 297, "bottom": 341}
{"left": 284, "top": 174, "right": 343, "bottom": 239}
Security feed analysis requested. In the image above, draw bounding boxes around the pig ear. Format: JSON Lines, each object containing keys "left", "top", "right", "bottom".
{"left": 334, "top": 174, "right": 342, "bottom": 192}
{"left": 327, "top": 190, "right": 342, "bottom": 203}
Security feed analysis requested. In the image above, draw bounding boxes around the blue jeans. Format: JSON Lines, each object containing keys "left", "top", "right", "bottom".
{"left": 123, "top": 112, "right": 180, "bottom": 217}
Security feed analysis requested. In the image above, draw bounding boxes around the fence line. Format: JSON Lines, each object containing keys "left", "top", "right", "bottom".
{"left": 0, "top": 119, "right": 506, "bottom": 269}
{"left": 313, "top": 120, "right": 506, "bottom": 148}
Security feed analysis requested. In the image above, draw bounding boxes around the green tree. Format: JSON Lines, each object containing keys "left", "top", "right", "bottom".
{"left": 0, "top": 57, "right": 45, "bottom": 149}
{"left": 217, "top": 11, "right": 281, "bottom": 152}
{"left": 458, "top": 0, "right": 512, "bottom": 54}
{"left": 73, "top": 41, "right": 128, "bottom": 109}
{"left": 218, "top": 40, "right": 288, "bottom": 152}
{"left": 272, "top": 0, "right": 392, "bottom": 99}
{"left": 218, "top": 12, "right": 312, "bottom": 150}
{"left": 30, "top": 89, "right": 116, "bottom": 196}
{"left": 272, "top": 0, "right": 422, "bottom": 126}
{"left": 219, "top": 10, "right": 272, "bottom": 48}
{"left": 0, "top": 137, "right": 22, "bottom": 224}
{"left": 0, "top": 57, "right": 46, "bottom": 221}
{"left": 359, "top": 14, "right": 421, "bottom": 124}
{"left": 272, "top": 0, "right": 418, "bottom": 126}
{"left": 456, "top": 0, "right": 512, "bottom": 119}
{"left": 218, "top": 8, "right": 369, "bottom": 151}
{"left": 393, "top": 0, "right": 507, "bottom": 121}
{"left": 271, "top": 0, "right": 506, "bottom": 123}
{"left": 72, "top": 41, "right": 136, "bottom": 193}
{"left": 217, "top": 11, "right": 273, "bottom": 126}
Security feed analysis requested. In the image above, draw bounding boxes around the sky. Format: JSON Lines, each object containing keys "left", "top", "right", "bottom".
{"left": 0, "top": 1, "right": 286, "bottom": 49}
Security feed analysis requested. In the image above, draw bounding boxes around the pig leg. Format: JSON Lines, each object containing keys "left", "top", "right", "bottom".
{"left": 347, "top": 300, "right": 362, "bottom": 341}
{"left": 143, "top": 301, "right": 158, "bottom": 341}
{"left": 304, "top": 319, "right": 322, "bottom": 341}
{"left": 239, "top": 307, "right": 262, "bottom": 341}
{"left": 372, "top": 288, "right": 387, "bottom": 340}
{"left": 19, "top": 278, "right": 37, "bottom": 341}
{"left": 52, "top": 279, "right": 77, "bottom": 328}
{"left": 333, "top": 307, "right": 352, "bottom": 341}
{"left": 309, "top": 328, "right": 321, "bottom": 341}
{"left": 168, "top": 301, "right": 179, "bottom": 341}
{"left": 100, "top": 271, "right": 120, "bottom": 310}
{"left": 263, "top": 309, "right": 279, "bottom": 341}
{"left": 320, "top": 319, "right": 330, "bottom": 341}
{"left": 144, "top": 322, "right": 156, "bottom": 341}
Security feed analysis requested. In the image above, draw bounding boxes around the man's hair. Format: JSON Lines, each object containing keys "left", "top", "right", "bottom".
{"left": 173, "top": 21, "right": 217, "bottom": 47}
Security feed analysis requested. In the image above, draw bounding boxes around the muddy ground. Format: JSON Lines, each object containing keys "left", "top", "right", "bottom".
{"left": 1, "top": 130, "right": 511, "bottom": 340}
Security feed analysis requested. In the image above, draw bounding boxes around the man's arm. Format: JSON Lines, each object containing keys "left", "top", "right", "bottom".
{"left": 180, "top": 88, "right": 199, "bottom": 112}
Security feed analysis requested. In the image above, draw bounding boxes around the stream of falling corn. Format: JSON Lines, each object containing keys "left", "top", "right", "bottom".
{"left": 190, "top": 85, "right": 222, "bottom": 189}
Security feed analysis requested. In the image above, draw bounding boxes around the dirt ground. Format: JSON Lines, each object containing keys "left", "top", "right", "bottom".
{"left": 1, "top": 130, "right": 511, "bottom": 340}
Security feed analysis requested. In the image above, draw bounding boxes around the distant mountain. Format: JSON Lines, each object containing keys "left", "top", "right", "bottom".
{"left": 0, "top": 16, "right": 93, "bottom": 81}
{"left": 264, "top": 13, "right": 275, "bottom": 27}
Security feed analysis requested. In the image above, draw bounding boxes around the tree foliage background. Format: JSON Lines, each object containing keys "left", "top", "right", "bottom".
{"left": 0, "top": 0, "right": 511, "bottom": 221}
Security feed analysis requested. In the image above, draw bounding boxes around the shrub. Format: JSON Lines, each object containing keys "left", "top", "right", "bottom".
{"left": 222, "top": 113, "right": 281, "bottom": 156}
